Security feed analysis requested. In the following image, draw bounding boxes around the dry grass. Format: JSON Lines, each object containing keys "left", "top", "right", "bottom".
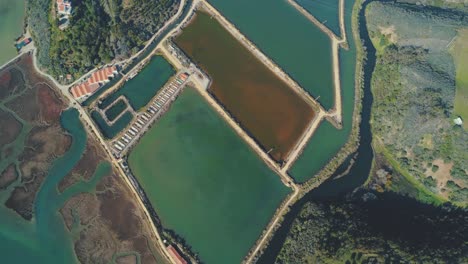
{"left": 450, "top": 29, "right": 468, "bottom": 130}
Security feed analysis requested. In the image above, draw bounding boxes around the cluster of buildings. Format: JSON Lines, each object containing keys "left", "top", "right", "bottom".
{"left": 112, "top": 72, "right": 190, "bottom": 154}
{"left": 70, "top": 66, "right": 118, "bottom": 99}
{"left": 56, "top": 0, "right": 72, "bottom": 30}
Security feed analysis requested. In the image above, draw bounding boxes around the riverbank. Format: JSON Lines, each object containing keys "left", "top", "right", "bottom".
{"left": 294, "top": 0, "right": 364, "bottom": 191}
{"left": 255, "top": 0, "right": 377, "bottom": 261}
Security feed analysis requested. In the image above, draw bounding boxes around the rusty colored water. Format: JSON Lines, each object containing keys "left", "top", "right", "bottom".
{"left": 175, "top": 12, "right": 315, "bottom": 162}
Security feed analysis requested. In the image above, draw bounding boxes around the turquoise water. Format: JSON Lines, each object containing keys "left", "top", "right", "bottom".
{"left": 0, "top": 108, "right": 110, "bottom": 263}
{"left": 99, "top": 56, "right": 175, "bottom": 111}
{"left": 296, "top": 0, "right": 341, "bottom": 37}
{"left": 290, "top": 0, "right": 357, "bottom": 182}
{"left": 207, "top": 0, "right": 335, "bottom": 109}
{"left": 129, "top": 88, "right": 290, "bottom": 264}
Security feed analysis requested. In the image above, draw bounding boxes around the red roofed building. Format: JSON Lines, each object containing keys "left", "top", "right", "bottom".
{"left": 166, "top": 245, "right": 187, "bottom": 264}
{"left": 70, "top": 66, "right": 118, "bottom": 99}
{"left": 57, "top": 0, "right": 72, "bottom": 15}
{"left": 179, "top": 73, "right": 189, "bottom": 81}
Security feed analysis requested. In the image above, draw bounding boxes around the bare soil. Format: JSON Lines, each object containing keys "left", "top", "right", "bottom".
{"left": 116, "top": 254, "right": 138, "bottom": 264}
{"left": 5, "top": 85, "right": 40, "bottom": 123}
{"left": 424, "top": 159, "right": 466, "bottom": 198}
{"left": 37, "top": 84, "right": 65, "bottom": 124}
{"left": 18, "top": 125, "right": 71, "bottom": 181}
{"left": 0, "top": 164, "right": 18, "bottom": 189}
{"left": 58, "top": 137, "right": 105, "bottom": 193}
{"left": 2, "top": 146, "right": 14, "bottom": 160}
{"left": 7, "top": 124, "right": 70, "bottom": 219}
{"left": 61, "top": 171, "right": 160, "bottom": 264}
{"left": 378, "top": 25, "right": 398, "bottom": 43}
{"left": 0, "top": 109, "right": 22, "bottom": 147}
{"left": 5, "top": 171, "right": 45, "bottom": 220}
{"left": 61, "top": 193, "right": 100, "bottom": 231}
{"left": 0, "top": 68, "right": 26, "bottom": 100}
{"left": 1, "top": 54, "right": 70, "bottom": 221}
{"left": 97, "top": 173, "right": 141, "bottom": 241}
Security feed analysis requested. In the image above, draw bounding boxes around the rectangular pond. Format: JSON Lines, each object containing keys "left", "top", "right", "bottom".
{"left": 175, "top": 12, "right": 315, "bottom": 163}
{"left": 105, "top": 99, "right": 127, "bottom": 122}
{"left": 98, "top": 55, "right": 175, "bottom": 111}
{"left": 91, "top": 110, "right": 133, "bottom": 139}
{"left": 289, "top": 0, "right": 357, "bottom": 182}
{"left": 128, "top": 87, "right": 290, "bottom": 264}
{"left": 0, "top": 0, "right": 25, "bottom": 65}
{"left": 207, "top": 0, "right": 335, "bottom": 110}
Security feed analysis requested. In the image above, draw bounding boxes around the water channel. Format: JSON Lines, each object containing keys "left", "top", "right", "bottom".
{"left": 290, "top": 0, "right": 357, "bottom": 182}
{"left": 258, "top": 1, "right": 468, "bottom": 262}
{"left": 0, "top": 108, "right": 109, "bottom": 263}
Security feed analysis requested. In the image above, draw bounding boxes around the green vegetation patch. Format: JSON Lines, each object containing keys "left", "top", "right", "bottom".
{"left": 273, "top": 194, "right": 468, "bottom": 264}
{"left": 374, "top": 141, "right": 446, "bottom": 205}
{"left": 129, "top": 87, "right": 290, "bottom": 264}
{"left": 366, "top": 2, "right": 468, "bottom": 205}
{"left": 99, "top": 56, "right": 175, "bottom": 111}
{"left": 450, "top": 29, "right": 468, "bottom": 130}
{"left": 105, "top": 99, "right": 127, "bottom": 122}
{"left": 91, "top": 110, "right": 133, "bottom": 139}
{"left": 28, "top": 0, "right": 178, "bottom": 79}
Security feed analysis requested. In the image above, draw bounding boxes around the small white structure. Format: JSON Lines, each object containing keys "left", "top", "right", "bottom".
{"left": 454, "top": 117, "right": 463, "bottom": 126}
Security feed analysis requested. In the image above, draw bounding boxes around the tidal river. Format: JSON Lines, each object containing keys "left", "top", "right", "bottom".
{"left": 0, "top": 109, "right": 109, "bottom": 263}
{"left": 258, "top": 0, "right": 468, "bottom": 262}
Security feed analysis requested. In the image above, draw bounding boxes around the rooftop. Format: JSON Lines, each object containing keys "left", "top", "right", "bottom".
{"left": 70, "top": 66, "right": 118, "bottom": 99}
{"left": 166, "top": 245, "right": 187, "bottom": 264}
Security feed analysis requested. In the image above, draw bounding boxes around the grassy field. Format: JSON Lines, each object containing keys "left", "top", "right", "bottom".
{"left": 373, "top": 139, "right": 447, "bottom": 206}
{"left": 175, "top": 12, "right": 315, "bottom": 163}
{"left": 451, "top": 29, "right": 468, "bottom": 130}
{"left": 128, "top": 87, "right": 289, "bottom": 264}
